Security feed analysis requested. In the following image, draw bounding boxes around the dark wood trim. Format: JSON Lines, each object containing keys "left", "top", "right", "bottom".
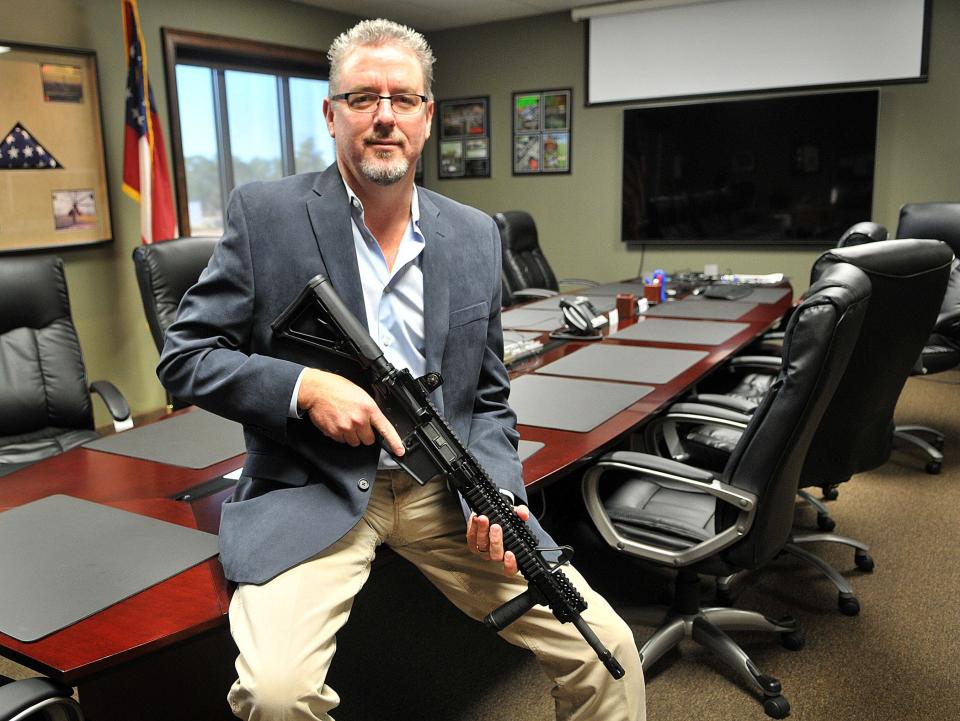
{"left": 160, "top": 28, "right": 330, "bottom": 236}
{"left": 163, "top": 28, "right": 330, "bottom": 76}
{"left": 161, "top": 27, "right": 191, "bottom": 237}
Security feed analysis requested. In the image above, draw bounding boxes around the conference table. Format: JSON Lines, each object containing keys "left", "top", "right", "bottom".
{"left": 0, "top": 280, "right": 792, "bottom": 720}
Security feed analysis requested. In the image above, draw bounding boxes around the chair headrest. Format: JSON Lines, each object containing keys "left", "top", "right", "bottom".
{"left": 837, "top": 221, "right": 888, "bottom": 248}
{"left": 132, "top": 236, "right": 218, "bottom": 304}
{"left": 493, "top": 211, "right": 540, "bottom": 252}
{"left": 897, "top": 202, "right": 960, "bottom": 255}
{"left": 0, "top": 255, "right": 70, "bottom": 333}
{"left": 815, "top": 238, "right": 955, "bottom": 281}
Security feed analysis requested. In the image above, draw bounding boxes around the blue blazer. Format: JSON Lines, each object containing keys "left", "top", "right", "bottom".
{"left": 158, "top": 164, "right": 546, "bottom": 584}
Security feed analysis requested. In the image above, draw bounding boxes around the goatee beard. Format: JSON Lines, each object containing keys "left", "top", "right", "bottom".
{"left": 360, "top": 155, "right": 410, "bottom": 186}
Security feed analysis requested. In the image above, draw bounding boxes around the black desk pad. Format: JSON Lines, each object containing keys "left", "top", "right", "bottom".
{"left": 518, "top": 440, "right": 545, "bottom": 461}
{"left": 501, "top": 307, "right": 564, "bottom": 331}
{"left": 586, "top": 282, "right": 648, "bottom": 296}
{"left": 534, "top": 344, "right": 708, "bottom": 384}
{"left": 610, "top": 318, "right": 749, "bottom": 345}
{"left": 645, "top": 298, "right": 758, "bottom": 320}
{"left": 509, "top": 375, "right": 653, "bottom": 432}
{"left": 737, "top": 286, "right": 791, "bottom": 304}
{"left": 84, "top": 408, "right": 245, "bottom": 469}
{"left": 0, "top": 494, "right": 219, "bottom": 642}
{"left": 519, "top": 295, "right": 615, "bottom": 312}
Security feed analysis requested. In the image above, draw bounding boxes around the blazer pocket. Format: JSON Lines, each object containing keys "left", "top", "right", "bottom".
{"left": 449, "top": 300, "right": 489, "bottom": 328}
{"left": 241, "top": 450, "right": 311, "bottom": 486}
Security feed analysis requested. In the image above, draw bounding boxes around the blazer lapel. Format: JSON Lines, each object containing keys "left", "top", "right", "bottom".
{"left": 305, "top": 165, "right": 368, "bottom": 329}
{"left": 419, "top": 191, "right": 450, "bottom": 376}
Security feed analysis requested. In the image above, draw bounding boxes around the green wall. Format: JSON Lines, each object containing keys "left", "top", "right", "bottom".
{"left": 3, "top": 0, "right": 358, "bottom": 424}
{"left": 427, "top": 3, "right": 960, "bottom": 295}
{"left": 4, "top": 1, "right": 959, "bottom": 421}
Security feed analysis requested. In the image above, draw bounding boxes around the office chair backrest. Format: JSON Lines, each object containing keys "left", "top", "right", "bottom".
{"left": 897, "top": 202, "right": 960, "bottom": 256}
{"left": 836, "top": 221, "right": 888, "bottom": 248}
{"left": 493, "top": 210, "right": 559, "bottom": 294}
{"left": 720, "top": 263, "right": 871, "bottom": 569}
{"left": 132, "top": 236, "right": 218, "bottom": 352}
{"left": 0, "top": 256, "right": 93, "bottom": 436}
{"left": 802, "top": 239, "right": 954, "bottom": 482}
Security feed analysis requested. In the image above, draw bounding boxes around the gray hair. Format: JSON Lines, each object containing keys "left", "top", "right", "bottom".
{"left": 327, "top": 18, "right": 436, "bottom": 98}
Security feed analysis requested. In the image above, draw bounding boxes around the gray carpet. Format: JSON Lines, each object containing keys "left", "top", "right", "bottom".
{"left": 2, "top": 371, "right": 958, "bottom": 720}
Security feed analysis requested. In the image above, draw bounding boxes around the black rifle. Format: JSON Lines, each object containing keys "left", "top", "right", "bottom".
{"left": 272, "top": 274, "right": 625, "bottom": 679}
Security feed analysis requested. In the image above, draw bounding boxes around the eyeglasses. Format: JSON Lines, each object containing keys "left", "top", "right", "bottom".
{"left": 331, "top": 92, "right": 428, "bottom": 115}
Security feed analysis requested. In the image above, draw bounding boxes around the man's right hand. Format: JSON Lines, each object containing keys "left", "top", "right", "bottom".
{"left": 297, "top": 368, "right": 405, "bottom": 456}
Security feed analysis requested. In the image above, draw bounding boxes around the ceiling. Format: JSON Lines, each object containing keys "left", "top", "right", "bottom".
{"left": 289, "top": 0, "right": 591, "bottom": 32}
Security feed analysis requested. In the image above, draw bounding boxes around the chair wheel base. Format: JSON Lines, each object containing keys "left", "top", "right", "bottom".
{"left": 780, "top": 630, "right": 805, "bottom": 651}
{"left": 763, "top": 694, "right": 791, "bottom": 718}
{"left": 821, "top": 486, "right": 839, "bottom": 501}
{"left": 816, "top": 513, "right": 836, "bottom": 532}
{"left": 855, "top": 550, "right": 875, "bottom": 572}
{"left": 926, "top": 460, "right": 942, "bottom": 474}
{"left": 838, "top": 594, "right": 860, "bottom": 616}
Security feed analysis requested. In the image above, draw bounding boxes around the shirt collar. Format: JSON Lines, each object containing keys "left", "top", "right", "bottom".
{"left": 341, "top": 179, "right": 422, "bottom": 236}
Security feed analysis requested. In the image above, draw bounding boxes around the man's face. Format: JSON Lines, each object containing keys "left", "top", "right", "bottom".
{"left": 323, "top": 44, "right": 434, "bottom": 188}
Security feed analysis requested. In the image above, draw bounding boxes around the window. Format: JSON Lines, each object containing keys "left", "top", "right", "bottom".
{"left": 162, "top": 30, "right": 335, "bottom": 236}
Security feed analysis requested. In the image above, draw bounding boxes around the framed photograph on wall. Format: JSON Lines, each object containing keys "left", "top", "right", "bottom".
{"left": 437, "top": 96, "right": 490, "bottom": 178}
{"left": 512, "top": 88, "right": 571, "bottom": 175}
{"left": 0, "top": 41, "right": 112, "bottom": 253}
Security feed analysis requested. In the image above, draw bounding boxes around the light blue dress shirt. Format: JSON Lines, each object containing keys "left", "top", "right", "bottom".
{"left": 290, "top": 179, "right": 427, "bottom": 468}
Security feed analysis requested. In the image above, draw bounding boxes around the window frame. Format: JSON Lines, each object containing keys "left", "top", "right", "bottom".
{"left": 161, "top": 28, "right": 330, "bottom": 236}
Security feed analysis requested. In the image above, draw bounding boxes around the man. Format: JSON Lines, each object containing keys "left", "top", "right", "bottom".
{"left": 158, "top": 18, "right": 644, "bottom": 721}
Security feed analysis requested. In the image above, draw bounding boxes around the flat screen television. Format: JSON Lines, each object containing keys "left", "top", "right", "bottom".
{"left": 621, "top": 90, "right": 879, "bottom": 246}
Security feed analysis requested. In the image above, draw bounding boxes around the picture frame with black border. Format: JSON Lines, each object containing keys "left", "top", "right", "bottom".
{"left": 512, "top": 88, "right": 572, "bottom": 176}
{"left": 437, "top": 96, "right": 490, "bottom": 178}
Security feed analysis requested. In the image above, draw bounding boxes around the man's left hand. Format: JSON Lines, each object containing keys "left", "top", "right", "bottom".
{"left": 466, "top": 506, "right": 530, "bottom": 576}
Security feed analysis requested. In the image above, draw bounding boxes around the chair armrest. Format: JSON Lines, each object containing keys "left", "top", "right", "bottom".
{"left": 727, "top": 355, "right": 782, "bottom": 373}
{"left": 513, "top": 287, "right": 558, "bottom": 300}
{"left": 643, "top": 402, "right": 751, "bottom": 461}
{"left": 558, "top": 278, "right": 599, "bottom": 288}
{"left": 0, "top": 676, "right": 81, "bottom": 721}
{"left": 581, "top": 450, "right": 757, "bottom": 567}
{"left": 687, "top": 394, "right": 758, "bottom": 414}
{"left": 655, "top": 402, "right": 753, "bottom": 427}
{"left": 89, "top": 381, "right": 133, "bottom": 432}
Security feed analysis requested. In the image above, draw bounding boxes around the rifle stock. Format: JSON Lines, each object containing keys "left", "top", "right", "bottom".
{"left": 272, "top": 274, "right": 625, "bottom": 679}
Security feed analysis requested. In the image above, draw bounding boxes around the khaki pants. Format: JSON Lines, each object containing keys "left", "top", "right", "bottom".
{"left": 227, "top": 469, "right": 645, "bottom": 721}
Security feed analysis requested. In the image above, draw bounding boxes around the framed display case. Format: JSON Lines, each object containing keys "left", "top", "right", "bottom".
{"left": 0, "top": 41, "right": 112, "bottom": 253}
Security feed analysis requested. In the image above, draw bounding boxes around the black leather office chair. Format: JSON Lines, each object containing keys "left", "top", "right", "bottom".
{"left": 0, "top": 256, "right": 131, "bottom": 475}
{"left": 646, "top": 239, "right": 953, "bottom": 613}
{"left": 132, "top": 236, "right": 218, "bottom": 353}
{"left": 892, "top": 203, "right": 960, "bottom": 472}
{"left": 582, "top": 262, "right": 871, "bottom": 718}
{"left": 132, "top": 237, "right": 217, "bottom": 411}
{"left": 493, "top": 210, "right": 596, "bottom": 305}
{"left": 836, "top": 221, "right": 888, "bottom": 248}
{"left": 746, "top": 221, "right": 888, "bottom": 354}
{"left": 0, "top": 675, "right": 83, "bottom": 720}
